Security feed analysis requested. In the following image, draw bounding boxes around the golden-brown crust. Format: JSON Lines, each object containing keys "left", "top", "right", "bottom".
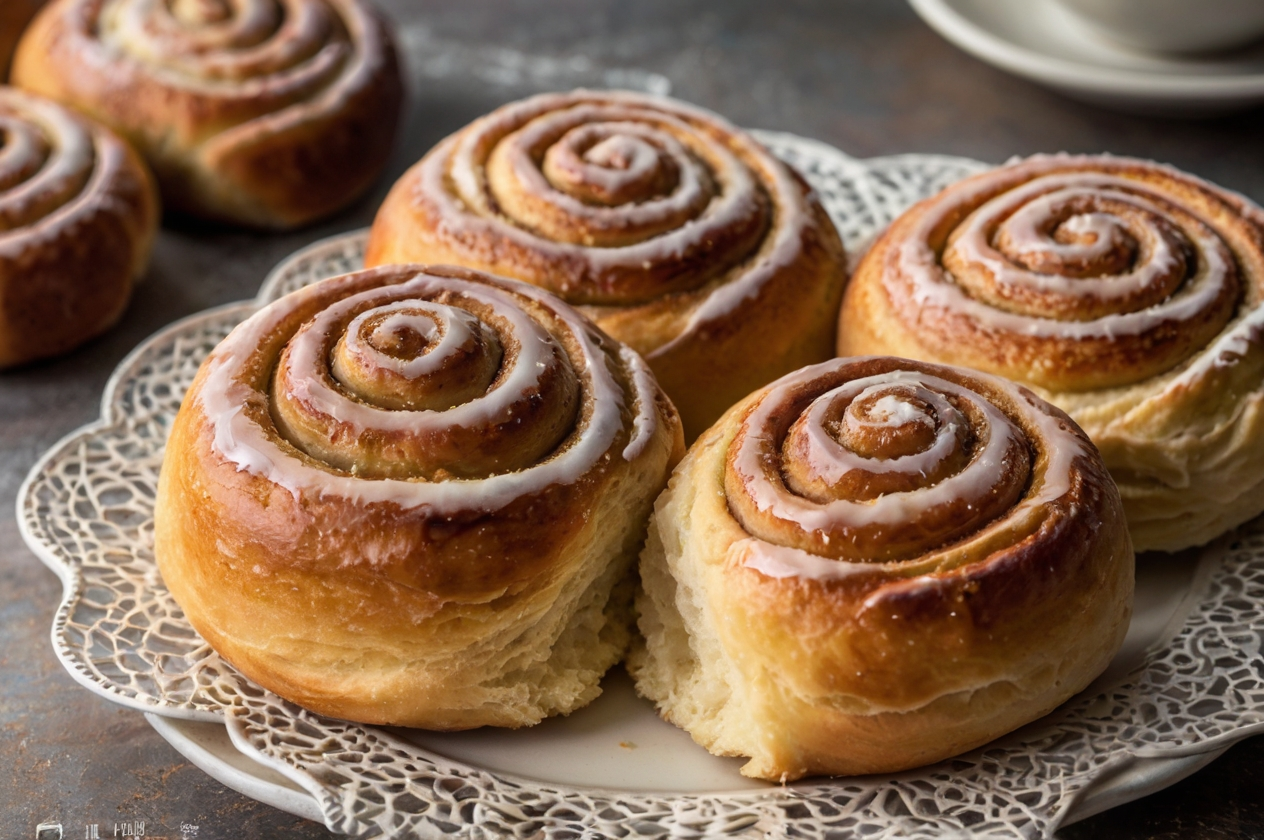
{"left": 630, "top": 356, "right": 1133, "bottom": 780}
{"left": 839, "top": 154, "right": 1264, "bottom": 551}
{"left": 12, "top": 0, "right": 403, "bottom": 229}
{"left": 155, "top": 264, "right": 684, "bottom": 728}
{"left": 0, "top": 85, "right": 157, "bottom": 368}
{"left": 0, "top": 0, "right": 43, "bottom": 80}
{"left": 364, "top": 90, "right": 848, "bottom": 441}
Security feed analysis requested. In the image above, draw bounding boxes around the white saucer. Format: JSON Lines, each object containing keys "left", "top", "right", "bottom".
{"left": 909, "top": 0, "right": 1264, "bottom": 114}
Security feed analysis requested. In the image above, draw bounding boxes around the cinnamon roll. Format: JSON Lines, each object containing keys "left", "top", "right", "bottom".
{"left": 365, "top": 90, "right": 848, "bottom": 441}
{"left": 154, "top": 264, "right": 684, "bottom": 728}
{"left": 12, "top": 0, "right": 403, "bottom": 229}
{"left": 630, "top": 356, "right": 1132, "bottom": 781}
{"left": 0, "top": 86, "right": 156, "bottom": 368}
{"left": 839, "top": 154, "right": 1264, "bottom": 552}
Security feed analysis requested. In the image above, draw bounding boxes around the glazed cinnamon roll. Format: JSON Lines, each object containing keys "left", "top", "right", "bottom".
{"left": 0, "top": 86, "right": 157, "bottom": 368}
{"left": 630, "top": 356, "right": 1132, "bottom": 781}
{"left": 155, "top": 264, "right": 684, "bottom": 728}
{"left": 839, "top": 154, "right": 1264, "bottom": 552}
{"left": 12, "top": 0, "right": 403, "bottom": 229}
{"left": 366, "top": 90, "right": 848, "bottom": 441}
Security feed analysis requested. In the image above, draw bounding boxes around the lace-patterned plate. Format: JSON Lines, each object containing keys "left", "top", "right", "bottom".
{"left": 19, "top": 135, "right": 1264, "bottom": 839}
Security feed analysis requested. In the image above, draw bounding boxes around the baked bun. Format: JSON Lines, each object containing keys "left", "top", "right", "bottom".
{"left": 630, "top": 356, "right": 1133, "bottom": 781}
{"left": 0, "top": 0, "right": 43, "bottom": 80}
{"left": 839, "top": 154, "right": 1264, "bottom": 552}
{"left": 0, "top": 85, "right": 156, "bottom": 368}
{"left": 365, "top": 90, "right": 848, "bottom": 441}
{"left": 155, "top": 264, "right": 683, "bottom": 728}
{"left": 12, "top": 0, "right": 403, "bottom": 229}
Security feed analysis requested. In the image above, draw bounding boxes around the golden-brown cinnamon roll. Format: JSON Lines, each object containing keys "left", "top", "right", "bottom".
{"left": 155, "top": 264, "right": 684, "bottom": 728}
{"left": 839, "top": 154, "right": 1264, "bottom": 552}
{"left": 12, "top": 0, "right": 403, "bottom": 229}
{"left": 630, "top": 356, "right": 1133, "bottom": 781}
{"left": 365, "top": 90, "right": 848, "bottom": 441}
{"left": 0, "top": 85, "right": 156, "bottom": 368}
{"left": 0, "top": 0, "right": 43, "bottom": 80}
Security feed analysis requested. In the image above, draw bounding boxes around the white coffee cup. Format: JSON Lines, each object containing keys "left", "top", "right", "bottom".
{"left": 1053, "top": 0, "right": 1264, "bottom": 54}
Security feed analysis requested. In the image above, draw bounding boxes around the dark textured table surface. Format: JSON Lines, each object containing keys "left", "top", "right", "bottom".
{"left": 6, "top": 1, "right": 1264, "bottom": 837}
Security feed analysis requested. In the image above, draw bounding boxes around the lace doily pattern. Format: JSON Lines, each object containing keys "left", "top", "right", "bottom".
{"left": 752, "top": 133, "right": 989, "bottom": 259}
{"left": 18, "top": 137, "right": 1264, "bottom": 839}
{"left": 19, "top": 304, "right": 259, "bottom": 720}
{"left": 260, "top": 234, "right": 367, "bottom": 303}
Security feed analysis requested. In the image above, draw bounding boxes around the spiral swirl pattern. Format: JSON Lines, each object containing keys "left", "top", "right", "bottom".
{"left": 376, "top": 91, "right": 780, "bottom": 306}
{"left": 13, "top": 0, "right": 402, "bottom": 228}
{"left": 199, "top": 264, "right": 664, "bottom": 513}
{"left": 156, "top": 264, "right": 683, "bottom": 728}
{"left": 630, "top": 355, "right": 1132, "bottom": 781}
{"left": 269, "top": 279, "right": 582, "bottom": 482}
{"left": 846, "top": 154, "right": 1259, "bottom": 392}
{"left": 840, "top": 154, "right": 1264, "bottom": 552}
{"left": 0, "top": 86, "right": 156, "bottom": 367}
{"left": 366, "top": 90, "right": 848, "bottom": 440}
{"left": 725, "top": 357, "right": 1087, "bottom": 572}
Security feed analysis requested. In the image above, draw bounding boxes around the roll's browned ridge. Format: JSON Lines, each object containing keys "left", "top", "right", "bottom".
{"left": 0, "top": 85, "right": 157, "bottom": 368}
{"left": 12, "top": 0, "right": 403, "bottom": 229}
{"left": 365, "top": 89, "right": 848, "bottom": 441}
{"left": 154, "top": 264, "right": 684, "bottom": 728}
{"left": 0, "top": 0, "right": 43, "bottom": 80}
{"left": 630, "top": 356, "right": 1133, "bottom": 781}
{"left": 839, "top": 154, "right": 1264, "bottom": 552}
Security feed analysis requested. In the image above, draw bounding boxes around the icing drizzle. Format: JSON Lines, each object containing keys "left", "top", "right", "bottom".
{"left": 886, "top": 156, "right": 1250, "bottom": 391}
{"left": 725, "top": 358, "right": 1090, "bottom": 576}
{"left": 413, "top": 90, "right": 817, "bottom": 341}
{"left": 198, "top": 266, "right": 661, "bottom": 514}
{"left": 0, "top": 90, "right": 101, "bottom": 240}
{"left": 76, "top": 0, "right": 390, "bottom": 141}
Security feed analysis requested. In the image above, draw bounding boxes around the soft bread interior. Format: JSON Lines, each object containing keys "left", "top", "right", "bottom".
{"left": 630, "top": 411, "right": 1133, "bottom": 781}
{"left": 158, "top": 442, "right": 665, "bottom": 730}
{"left": 630, "top": 483, "right": 741, "bottom": 755}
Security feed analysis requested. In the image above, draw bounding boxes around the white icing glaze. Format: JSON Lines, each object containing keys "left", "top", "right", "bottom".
{"left": 735, "top": 539, "right": 886, "bottom": 582}
{"left": 732, "top": 360, "right": 1089, "bottom": 580}
{"left": 100, "top": 0, "right": 347, "bottom": 92}
{"left": 0, "top": 93, "right": 95, "bottom": 234}
{"left": 867, "top": 393, "right": 934, "bottom": 428}
{"left": 0, "top": 117, "right": 46, "bottom": 194}
{"left": 342, "top": 302, "right": 448, "bottom": 379}
{"left": 416, "top": 89, "right": 814, "bottom": 338}
{"left": 84, "top": 0, "right": 389, "bottom": 131}
{"left": 513, "top": 118, "right": 711, "bottom": 236}
{"left": 198, "top": 269, "right": 660, "bottom": 515}
{"left": 799, "top": 380, "right": 967, "bottom": 481}
{"left": 904, "top": 171, "right": 1233, "bottom": 339}
{"left": 658, "top": 140, "right": 813, "bottom": 350}
{"left": 954, "top": 180, "right": 1189, "bottom": 302}
{"left": 281, "top": 282, "right": 555, "bottom": 434}
{"left": 1168, "top": 296, "right": 1264, "bottom": 388}
{"left": 452, "top": 102, "right": 766, "bottom": 272}
{"left": 0, "top": 90, "right": 140, "bottom": 263}
{"left": 619, "top": 344, "right": 661, "bottom": 462}
{"left": 739, "top": 371, "right": 1018, "bottom": 531}
{"left": 551, "top": 129, "right": 675, "bottom": 198}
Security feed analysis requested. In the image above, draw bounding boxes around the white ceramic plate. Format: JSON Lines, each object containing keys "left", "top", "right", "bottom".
{"left": 20, "top": 136, "right": 1264, "bottom": 839}
{"left": 909, "top": 0, "right": 1264, "bottom": 114}
{"left": 143, "top": 555, "right": 1228, "bottom": 831}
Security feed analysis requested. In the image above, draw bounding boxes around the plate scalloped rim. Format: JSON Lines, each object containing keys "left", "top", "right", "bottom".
{"left": 18, "top": 134, "right": 1264, "bottom": 839}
